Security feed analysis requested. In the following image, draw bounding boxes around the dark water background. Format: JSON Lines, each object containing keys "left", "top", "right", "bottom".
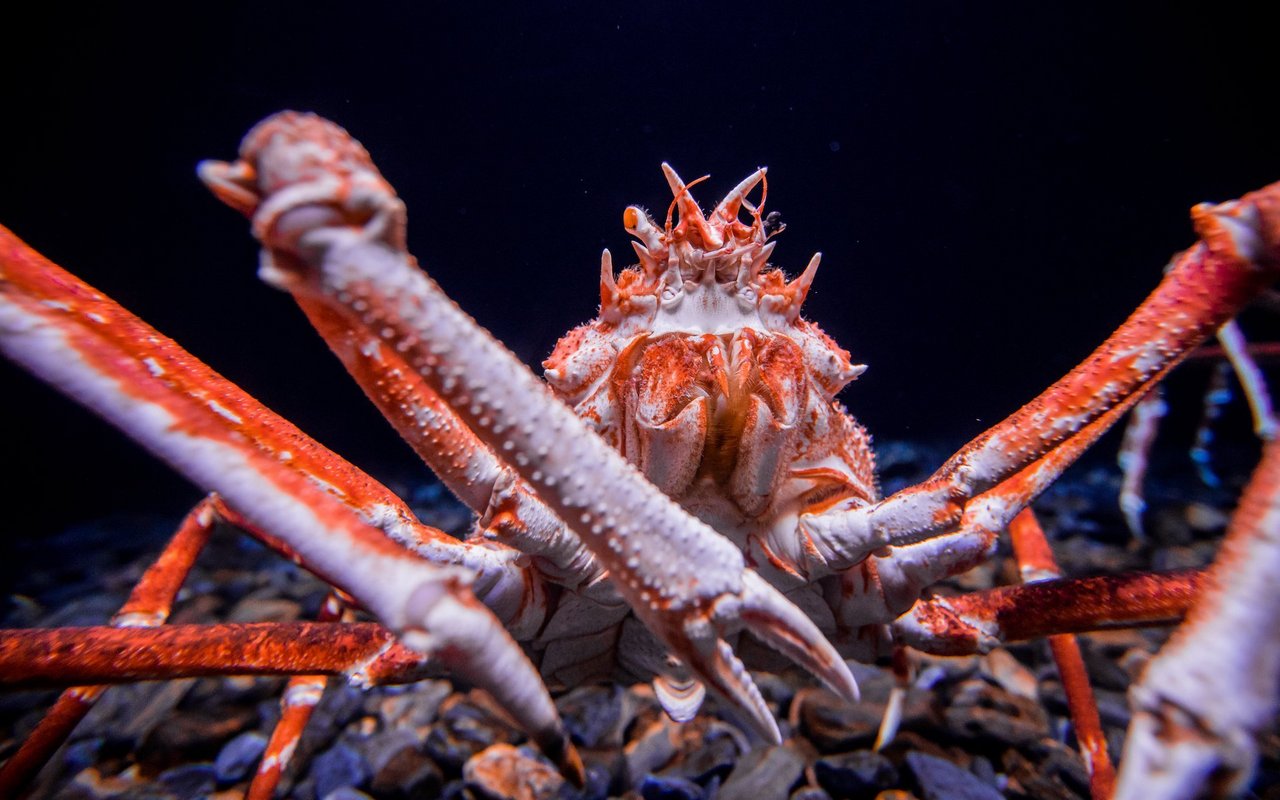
{"left": 1, "top": 3, "right": 1275, "bottom": 562}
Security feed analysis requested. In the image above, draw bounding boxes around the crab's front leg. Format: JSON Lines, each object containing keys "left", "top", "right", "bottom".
{"left": 201, "top": 112, "right": 860, "bottom": 741}
{"left": 0, "top": 225, "right": 581, "bottom": 778}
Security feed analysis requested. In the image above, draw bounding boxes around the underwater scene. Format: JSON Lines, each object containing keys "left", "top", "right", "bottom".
{"left": 1, "top": 4, "right": 1276, "bottom": 799}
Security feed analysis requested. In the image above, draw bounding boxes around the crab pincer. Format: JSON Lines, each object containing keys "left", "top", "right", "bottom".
{"left": 199, "top": 111, "right": 859, "bottom": 741}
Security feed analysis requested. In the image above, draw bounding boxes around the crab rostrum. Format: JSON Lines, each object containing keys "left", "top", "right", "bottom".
{"left": 3, "top": 111, "right": 1280, "bottom": 800}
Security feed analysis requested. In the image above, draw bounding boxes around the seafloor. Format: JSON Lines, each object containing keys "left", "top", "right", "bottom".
{"left": 2, "top": 439, "right": 1277, "bottom": 800}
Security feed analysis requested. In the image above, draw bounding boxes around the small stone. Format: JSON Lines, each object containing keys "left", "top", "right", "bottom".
{"left": 143, "top": 703, "right": 256, "bottom": 758}
{"left": 63, "top": 736, "right": 104, "bottom": 773}
{"left": 789, "top": 788, "right": 833, "bottom": 800}
{"left": 968, "top": 755, "right": 997, "bottom": 787}
{"left": 364, "top": 730, "right": 442, "bottom": 799}
{"left": 157, "top": 763, "right": 217, "bottom": 799}
{"left": 944, "top": 679, "right": 1049, "bottom": 748}
{"left": 378, "top": 681, "right": 453, "bottom": 732}
{"left": 640, "top": 774, "right": 704, "bottom": 800}
{"left": 321, "top": 789, "right": 375, "bottom": 800}
{"left": 310, "top": 743, "right": 370, "bottom": 799}
{"left": 226, "top": 596, "right": 302, "bottom": 623}
{"left": 668, "top": 723, "right": 743, "bottom": 784}
{"left": 214, "top": 731, "right": 268, "bottom": 783}
{"left": 425, "top": 696, "right": 520, "bottom": 771}
{"left": 1001, "top": 740, "right": 1089, "bottom": 800}
{"left": 813, "top": 750, "right": 898, "bottom": 797}
{"left": 624, "top": 719, "right": 678, "bottom": 786}
{"left": 463, "top": 743, "right": 566, "bottom": 800}
{"left": 558, "top": 684, "right": 626, "bottom": 749}
{"left": 719, "top": 742, "right": 807, "bottom": 800}
{"left": 979, "top": 648, "right": 1038, "bottom": 700}
{"left": 905, "top": 752, "right": 1002, "bottom": 800}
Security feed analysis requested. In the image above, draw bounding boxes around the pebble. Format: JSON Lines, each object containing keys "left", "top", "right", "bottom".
{"left": 640, "top": 774, "right": 705, "bottom": 800}
{"left": 904, "top": 752, "right": 1002, "bottom": 800}
{"left": 668, "top": 722, "right": 744, "bottom": 784}
{"left": 625, "top": 719, "right": 678, "bottom": 785}
{"left": 377, "top": 681, "right": 453, "bottom": 733}
{"left": 944, "top": 678, "right": 1050, "bottom": 748}
{"left": 719, "top": 742, "right": 807, "bottom": 800}
{"left": 425, "top": 696, "right": 520, "bottom": 771}
{"left": 979, "top": 648, "right": 1039, "bottom": 701}
{"left": 558, "top": 684, "right": 626, "bottom": 749}
{"left": 156, "top": 763, "right": 216, "bottom": 799}
{"left": 310, "top": 743, "right": 371, "bottom": 799}
{"left": 463, "top": 743, "right": 566, "bottom": 800}
{"left": 813, "top": 750, "right": 898, "bottom": 797}
{"left": 789, "top": 788, "right": 833, "bottom": 800}
{"left": 322, "top": 789, "right": 376, "bottom": 800}
{"left": 214, "top": 730, "right": 268, "bottom": 783}
{"left": 9, "top": 457, "right": 1279, "bottom": 799}
{"left": 363, "top": 729, "right": 443, "bottom": 798}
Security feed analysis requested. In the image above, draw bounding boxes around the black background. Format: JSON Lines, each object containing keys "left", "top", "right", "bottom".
{"left": 1, "top": 3, "right": 1275, "bottom": 553}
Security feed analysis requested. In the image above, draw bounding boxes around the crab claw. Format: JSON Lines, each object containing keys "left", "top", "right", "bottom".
{"left": 715, "top": 571, "right": 861, "bottom": 739}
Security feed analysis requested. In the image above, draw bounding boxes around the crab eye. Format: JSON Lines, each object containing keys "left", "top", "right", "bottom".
{"left": 623, "top": 206, "right": 640, "bottom": 231}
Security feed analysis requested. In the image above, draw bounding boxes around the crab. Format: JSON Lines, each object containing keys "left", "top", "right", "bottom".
{"left": 1, "top": 111, "right": 1279, "bottom": 800}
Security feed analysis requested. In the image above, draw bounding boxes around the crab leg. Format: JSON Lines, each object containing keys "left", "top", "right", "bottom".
{"left": 804, "top": 181, "right": 1280, "bottom": 575}
{"left": 0, "top": 496, "right": 216, "bottom": 796}
{"left": 894, "top": 569, "right": 1203, "bottom": 654}
{"left": 289, "top": 284, "right": 602, "bottom": 588}
{"left": 1008, "top": 508, "right": 1115, "bottom": 800}
{"left": 199, "top": 111, "right": 860, "bottom": 743}
{"left": 246, "top": 591, "right": 346, "bottom": 800}
{"left": 0, "top": 227, "right": 582, "bottom": 779}
{"left": 0, "top": 623, "right": 429, "bottom": 684}
{"left": 1116, "top": 438, "right": 1280, "bottom": 799}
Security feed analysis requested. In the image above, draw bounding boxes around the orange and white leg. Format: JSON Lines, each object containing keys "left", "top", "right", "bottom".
{"left": 245, "top": 591, "right": 346, "bottom": 800}
{"left": 1008, "top": 508, "right": 1115, "bottom": 800}
{"left": 806, "top": 180, "right": 1280, "bottom": 631}
{"left": 0, "top": 226, "right": 580, "bottom": 778}
{"left": 0, "top": 496, "right": 217, "bottom": 796}
{"left": 197, "top": 112, "right": 860, "bottom": 743}
{"left": 1116, "top": 439, "right": 1280, "bottom": 800}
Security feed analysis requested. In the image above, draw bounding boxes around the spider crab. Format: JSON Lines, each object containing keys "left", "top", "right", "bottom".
{"left": 0, "top": 112, "right": 1278, "bottom": 799}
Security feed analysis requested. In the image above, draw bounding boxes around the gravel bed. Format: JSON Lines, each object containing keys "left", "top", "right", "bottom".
{"left": 3, "top": 441, "right": 1277, "bottom": 799}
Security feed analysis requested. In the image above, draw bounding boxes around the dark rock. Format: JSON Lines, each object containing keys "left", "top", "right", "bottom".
{"left": 624, "top": 719, "right": 678, "bottom": 786}
{"left": 364, "top": 730, "right": 443, "bottom": 799}
{"left": 969, "top": 755, "right": 998, "bottom": 787}
{"left": 214, "top": 730, "right": 268, "bottom": 783}
{"left": 905, "top": 752, "right": 1003, "bottom": 800}
{"left": 425, "top": 696, "right": 520, "bottom": 771}
{"left": 796, "top": 698, "right": 881, "bottom": 752}
{"left": 156, "top": 763, "right": 216, "bottom": 799}
{"left": 142, "top": 701, "right": 256, "bottom": 760}
{"left": 377, "top": 681, "right": 453, "bottom": 733}
{"left": 310, "top": 743, "right": 371, "bottom": 799}
{"left": 944, "top": 679, "right": 1050, "bottom": 748}
{"left": 641, "top": 774, "right": 705, "bottom": 800}
{"left": 1001, "top": 739, "right": 1089, "bottom": 800}
{"left": 558, "top": 684, "right": 626, "bottom": 749}
{"left": 668, "top": 724, "right": 744, "bottom": 784}
{"left": 719, "top": 742, "right": 807, "bottom": 800}
{"left": 813, "top": 750, "right": 898, "bottom": 797}
{"left": 321, "top": 789, "right": 376, "bottom": 800}
{"left": 63, "top": 737, "right": 105, "bottom": 773}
